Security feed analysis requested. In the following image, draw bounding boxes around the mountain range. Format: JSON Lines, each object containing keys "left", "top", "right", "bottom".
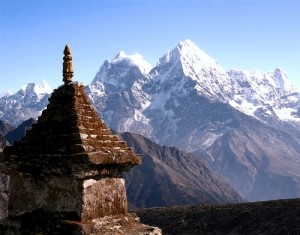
{"left": 0, "top": 39, "right": 299, "bottom": 201}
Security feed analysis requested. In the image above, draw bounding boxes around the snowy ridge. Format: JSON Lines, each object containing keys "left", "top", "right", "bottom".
{"left": 227, "top": 68, "right": 299, "bottom": 121}
{"left": 34, "top": 80, "right": 53, "bottom": 94}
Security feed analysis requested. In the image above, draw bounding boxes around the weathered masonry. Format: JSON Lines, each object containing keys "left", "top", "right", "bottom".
{"left": 0, "top": 45, "right": 161, "bottom": 234}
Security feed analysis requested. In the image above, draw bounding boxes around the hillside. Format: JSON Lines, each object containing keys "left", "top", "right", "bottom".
{"left": 136, "top": 198, "right": 300, "bottom": 235}
{"left": 197, "top": 110, "right": 300, "bottom": 200}
{"left": 120, "top": 132, "right": 243, "bottom": 208}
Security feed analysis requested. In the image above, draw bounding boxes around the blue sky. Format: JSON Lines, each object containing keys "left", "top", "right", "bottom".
{"left": 0, "top": 0, "right": 299, "bottom": 93}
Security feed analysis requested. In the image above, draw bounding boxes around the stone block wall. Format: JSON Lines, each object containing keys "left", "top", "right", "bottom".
{"left": 81, "top": 178, "right": 127, "bottom": 221}
{"left": 5, "top": 172, "right": 82, "bottom": 219}
{"left": 1, "top": 172, "right": 127, "bottom": 221}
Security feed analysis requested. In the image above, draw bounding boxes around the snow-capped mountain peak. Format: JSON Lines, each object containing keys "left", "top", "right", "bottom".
{"left": 157, "top": 39, "right": 218, "bottom": 68}
{"left": 270, "top": 68, "right": 295, "bottom": 94}
{"left": 152, "top": 39, "right": 230, "bottom": 102}
{"left": 228, "top": 68, "right": 295, "bottom": 95}
{"left": 178, "top": 39, "right": 218, "bottom": 67}
{"left": 21, "top": 80, "right": 52, "bottom": 95}
{"left": 228, "top": 68, "right": 296, "bottom": 98}
{"left": 91, "top": 51, "right": 152, "bottom": 88}
{"left": 111, "top": 51, "right": 152, "bottom": 74}
{"left": 34, "top": 80, "right": 52, "bottom": 94}
{"left": 0, "top": 90, "right": 12, "bottom": 98}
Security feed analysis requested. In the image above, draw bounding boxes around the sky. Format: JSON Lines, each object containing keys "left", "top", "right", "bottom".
{"left": 0, "top": 0, "right": 299, "bottom": 93}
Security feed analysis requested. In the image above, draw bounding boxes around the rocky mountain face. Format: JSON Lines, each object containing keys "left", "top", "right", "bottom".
{"left": 1, "top": 40, "right": 300, "bottom": 201}
{"left": 86, "top": 52, "right": 152, "bottom": 136}
{"left": 120, "top": 132, "right": 243, "bottom": 208}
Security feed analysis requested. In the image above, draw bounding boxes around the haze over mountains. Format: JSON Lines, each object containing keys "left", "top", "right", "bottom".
{"left": 1, "top": 39, "right": 300, "bottom": 201}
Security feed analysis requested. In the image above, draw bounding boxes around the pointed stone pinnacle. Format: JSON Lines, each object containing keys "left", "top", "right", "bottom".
{"left": 63, "top": 44, "right": 74, "bottom": 85}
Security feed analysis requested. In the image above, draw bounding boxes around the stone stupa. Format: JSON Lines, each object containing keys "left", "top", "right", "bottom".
{"left": 0, "top": 45, "right": 161, "bottom": 234}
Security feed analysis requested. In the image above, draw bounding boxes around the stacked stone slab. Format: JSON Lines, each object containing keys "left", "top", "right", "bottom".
{"left": 0, "top": 45, "right": 161, "bottom": 234}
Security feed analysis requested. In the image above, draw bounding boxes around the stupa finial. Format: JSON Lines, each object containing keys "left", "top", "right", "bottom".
{"left": 63, "top": 44, "right": 74, "bottom": 85}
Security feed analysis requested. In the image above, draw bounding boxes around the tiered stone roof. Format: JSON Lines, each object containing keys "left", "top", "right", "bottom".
{"left": 3, "top": 46, "right": 140, "bottom": 177}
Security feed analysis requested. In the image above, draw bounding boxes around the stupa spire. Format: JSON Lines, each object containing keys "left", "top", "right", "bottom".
{"left": 62, "top": 44, "right": 74, "bottom": 85}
